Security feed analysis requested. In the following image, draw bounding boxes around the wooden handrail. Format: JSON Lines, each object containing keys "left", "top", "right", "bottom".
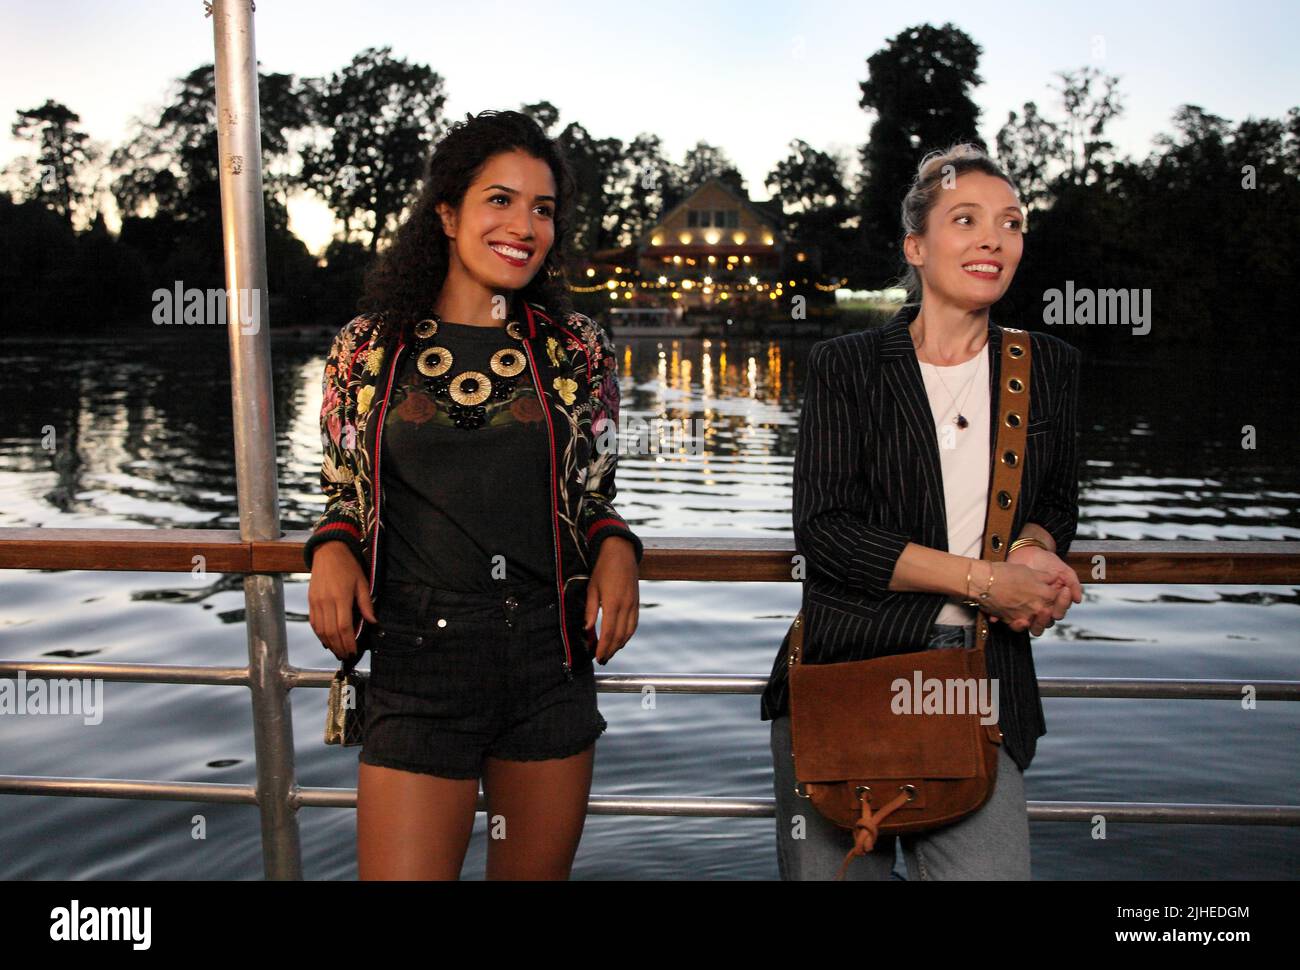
{"left": 0, "top": 529, "right": 1296, "bottom": 584}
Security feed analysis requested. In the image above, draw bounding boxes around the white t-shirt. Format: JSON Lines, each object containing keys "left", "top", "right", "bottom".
{"left": 919, "top": 344, "right": 991, "bottom": 626}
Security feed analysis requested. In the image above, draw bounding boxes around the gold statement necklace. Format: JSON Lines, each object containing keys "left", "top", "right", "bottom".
{"left": 411, "top": 313, "right": 529, "bottom": 429}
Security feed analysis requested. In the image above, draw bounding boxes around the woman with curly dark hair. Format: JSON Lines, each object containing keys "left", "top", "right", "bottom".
{"left": 304, "top": 110, "right": 642, "bottom": 879}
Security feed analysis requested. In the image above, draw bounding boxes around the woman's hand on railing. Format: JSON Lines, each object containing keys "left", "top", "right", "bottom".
{"left": 978, "top": 561, "right": 1064, "bottom": 634}
{"left": 586, "top": 536, "right": 639, "bottom": 665}
{"left": 308, "top": 541, "right": 377, "bottom": 661}
{"left": 1006, "top": 545, "right": 1084, "bottom": 635}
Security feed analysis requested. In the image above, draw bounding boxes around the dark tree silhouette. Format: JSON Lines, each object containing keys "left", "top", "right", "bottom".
{"left": 300, "top": 47, "right": 447, "bottom": 252}
{"left": 855, "top": 22, "right": 984, "bottom": 287}
{"left": 1051, "top": 66, "right": 1124, "bottom": 185}
{"left": 110, "top": 64, "right": 306, "bottom": 237}
{"left": 765, "top": 139, "right": 856, "bottom": 279}
{"left": 995, "top": 101, "right": 1062, "bottom": 211}
{"left": 608, "top": 133, "right": 682, "bottom": 246}
{"left": 555, "top": 119, "right": 625, "bottom": 252}
{"left": 8, "top": 99, "right": 97, "bottom": 227}
{"left": 680, "top": 142, "right": 746, "bottom": 197}
{"left": 520, "top": 101, "right": 562, "bottom": 135}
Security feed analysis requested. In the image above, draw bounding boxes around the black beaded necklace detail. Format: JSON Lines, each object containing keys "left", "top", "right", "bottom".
{"left": 411, "top": 314, "right": 528, "bottom": 430}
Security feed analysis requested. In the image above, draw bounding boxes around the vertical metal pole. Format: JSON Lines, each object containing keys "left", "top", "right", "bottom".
{"left": 210, "top": 0, "right": 303, "bottom": 880}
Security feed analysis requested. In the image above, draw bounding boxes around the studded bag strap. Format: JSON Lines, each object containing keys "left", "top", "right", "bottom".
{"left": 972, "top": 327, "right": 1033, "bottom": 644}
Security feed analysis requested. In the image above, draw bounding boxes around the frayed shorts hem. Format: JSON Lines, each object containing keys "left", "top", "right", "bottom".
{"left": 357, "top": 749, "right": 481, "bottom": 781}
{"left": 358, "top": 715, "right": 607, "bottom": 779}
{"left": 490, "top": 715, "right": 607, "bottom": 764}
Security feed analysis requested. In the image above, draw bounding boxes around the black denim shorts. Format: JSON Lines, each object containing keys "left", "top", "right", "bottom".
{"left": 358, "top": 580, "right": 607, "bottom": 780}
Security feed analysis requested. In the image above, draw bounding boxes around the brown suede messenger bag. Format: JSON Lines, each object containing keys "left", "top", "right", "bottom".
{"left": 786, "top": 327, "right": 1033, "bottom": 879}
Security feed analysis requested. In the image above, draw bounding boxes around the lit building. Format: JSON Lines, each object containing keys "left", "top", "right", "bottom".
{"left": 571, "top": 177, "right": 832, "bottom": 312}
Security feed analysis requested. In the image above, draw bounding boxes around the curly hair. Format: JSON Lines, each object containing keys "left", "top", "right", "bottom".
{"left": 893, "top": 143, "right": 1020, "bottom": 307}
{"left": 357, "top": 109, "right": 577, "bottom": 346}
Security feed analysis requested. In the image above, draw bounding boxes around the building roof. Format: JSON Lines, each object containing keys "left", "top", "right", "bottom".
{"left": 638, "top": 176, "right": 787, "bottom": 248}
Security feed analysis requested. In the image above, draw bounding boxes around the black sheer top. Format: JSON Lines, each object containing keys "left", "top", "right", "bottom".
{"left": 379, "top": 321, "right": 556, "bottom": 593}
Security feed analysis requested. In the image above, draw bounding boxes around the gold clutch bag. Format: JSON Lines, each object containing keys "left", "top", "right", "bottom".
{"left": 324, "top": 653, "right": 367, "bottom": 747}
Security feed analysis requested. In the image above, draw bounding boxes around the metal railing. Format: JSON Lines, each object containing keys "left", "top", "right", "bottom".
{"left": 2, "top": 532, "right": 1298, "bottom": 878}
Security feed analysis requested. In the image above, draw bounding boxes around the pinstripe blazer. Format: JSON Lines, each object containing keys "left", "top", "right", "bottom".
{"left": 760, "top": 304, "right": 1082, "bottom": 771}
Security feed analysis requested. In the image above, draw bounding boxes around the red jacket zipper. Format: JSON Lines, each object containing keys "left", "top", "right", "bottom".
{"left": 353, "top": 338, "right": 404, "bottom": 645}
{"left": 521, "top": 330, "right": 575, "bottom": 680}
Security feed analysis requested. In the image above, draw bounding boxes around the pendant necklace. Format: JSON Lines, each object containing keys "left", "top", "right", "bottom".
{"left": 923, "top": 348, "right": 984, "bottom": 430}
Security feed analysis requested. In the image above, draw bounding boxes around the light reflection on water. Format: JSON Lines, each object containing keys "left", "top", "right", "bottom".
{"left": 0, "top": 328, "right": 1296, "bottom": 879}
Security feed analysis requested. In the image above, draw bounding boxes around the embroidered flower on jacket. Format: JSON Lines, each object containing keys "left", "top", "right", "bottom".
{"left": 599, "top": 373, "right": 620, "bottom": 414}
{"left": 546, "top": 336, "right": 563, "bottom": 367}
{"left": 321, "top": 384, "right": 339, "bottom": 419}
{"left": 357, "top": 385, "right": 374, "bottom": 415}
{"left": 553, "top": 376, "right": 578, "bottom": 405}
{"left": 366, "top": 347, "right": 385, "bottom": 375}
{"left": 321, "top": 452, "right": 352, "bottom": 485}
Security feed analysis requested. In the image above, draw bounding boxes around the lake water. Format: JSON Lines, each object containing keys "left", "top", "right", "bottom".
{"left": 0, "top": 326, "right": 1297, "bottom": 880}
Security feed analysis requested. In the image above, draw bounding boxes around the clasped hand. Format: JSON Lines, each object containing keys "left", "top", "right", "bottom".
{"left": 978, "top": 546, "right": 1083, "bottom": 637}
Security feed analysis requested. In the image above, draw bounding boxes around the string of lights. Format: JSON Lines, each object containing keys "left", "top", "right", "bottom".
{"left": 566, "top": 274, "right": 847, "bottom": 297}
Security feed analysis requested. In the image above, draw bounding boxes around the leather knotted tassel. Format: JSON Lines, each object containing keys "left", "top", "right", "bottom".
{"left": 837, "top": 789, "right": 911, "bottom": 880}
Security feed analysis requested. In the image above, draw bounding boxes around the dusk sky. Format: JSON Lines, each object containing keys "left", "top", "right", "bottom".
{"left": 3, "top": 0, "right": 1296, "bottom": 251}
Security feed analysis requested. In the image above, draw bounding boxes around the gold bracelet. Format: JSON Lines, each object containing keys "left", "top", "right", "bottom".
{"left": 1008, "top": 536, "right": 1049, "bottom": 554}
{"left": 979, "top": 561, "right": 995, "bottom": 602}
{"left": 962, "top": 559, "right": 982, "bottom": 607}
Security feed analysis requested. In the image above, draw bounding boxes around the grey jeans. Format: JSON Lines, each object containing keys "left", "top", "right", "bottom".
{"left": 769, "top": 622, "right": 1031, "bottom": 880}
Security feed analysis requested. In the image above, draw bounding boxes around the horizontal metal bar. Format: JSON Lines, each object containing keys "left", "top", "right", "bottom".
{"left": 1, "top": 530, "right": 1298, "bottom": 584}
{"left": 1027, "top": 802, "right": 1300, "bottom": 824}
{"left": 3, "top": 777, "right": 1293, "bottom": 826}
{"left": 3, "top": 662, "right": 1297, "bottom": 701}
{"left": 0, "top": 775, "right": 256, "bottom": 803}
{"left": 1034, "top": 678, "right": 1298, "bottom": 700}
{"left": 288, "top": 788, "right": 1300, "bottom": 825}
{"left": 589, "top": 673, "right": 1300, "bottom": 702}
{"left": 0, "top": 660, "right": 250, "bottom": 686}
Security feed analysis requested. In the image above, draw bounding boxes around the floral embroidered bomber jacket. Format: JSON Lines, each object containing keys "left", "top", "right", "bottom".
{"left": 302, "top": 301, "right": 644, "bottom": 679}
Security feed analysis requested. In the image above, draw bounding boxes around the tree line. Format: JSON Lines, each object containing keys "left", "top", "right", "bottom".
{"left": 2, "top": 22, "right": 1297, "bottom": 348}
